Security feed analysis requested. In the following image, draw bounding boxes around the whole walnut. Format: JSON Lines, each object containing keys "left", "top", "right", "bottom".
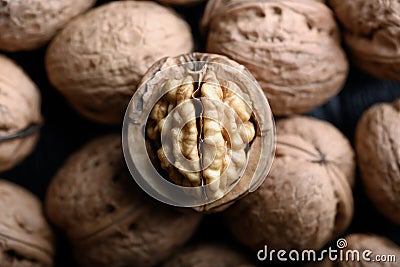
{"left": 163, "top": 243, "right": 255, "bottom": 267}
{"left": 124, "top": 52, "right": 275, "bottom": 213}
{"left": 0, "top": 180, "right": 54, "bottom": 267}
{"left": 309, "top": 234, "right": 400, "bottom": 267}
{"left": 46, "top": 1, "right": 193, "bottom": 124}
{"left": 204, "top": 0, "right": 348, "bottom": 116}
{"left": 328, "top": 0, "right": 400, "bottom": 81}
{"left": 0, "top": 54, "right": 42, "bottom": 172}
{"left": 355, "top": 99, "right": 400, "bottom": 225}
{"left": 45, "top": 134, "right": 202, "bottom": 267}
{"left": 224, "top": 116, "right": 355, "bottom": 251}
{"left": 0, "top": 0, "right": 96, "bottom": 51}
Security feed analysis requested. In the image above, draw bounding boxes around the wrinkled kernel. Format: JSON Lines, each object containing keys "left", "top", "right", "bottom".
{"left": 146, "top": 70, "right": 256, "bottom": 198}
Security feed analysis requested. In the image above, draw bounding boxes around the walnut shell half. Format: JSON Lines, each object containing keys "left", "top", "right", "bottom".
{"left": 355, "top": 99, "right": 400, "bottom": 225}
{"left": 0, "top": 180, "right": 54, "bottom": 267}
{"left": 123, "top": 52, "right": 275, "bottom": 212}
{"left": 0, "top": 0, "right": 96, "bottom": 51}
{"left": 0, "top": 54, "right": 42, "bottom": 172}
{"left": 328, "top": 0, "right": 400, "bottom": 81}
{"left": 204, "top": 0, "right": 348, "bottom": 116}
{"left": 45, "top": 134, "right": 202, "bottom": 267}
{"left": 224, "top": 116, "right": 355, "bottom": 251}
{"left": 46, "top": 1, "right": 193, "bottom": 124}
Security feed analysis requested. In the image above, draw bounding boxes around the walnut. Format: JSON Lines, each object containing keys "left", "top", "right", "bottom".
{"left": 308, "top": 234, "right": 400, "bottom": 267}
{"left": 0, "top": 54, "right": 42, "bottom": 172}
{"left": 157, "top": 0, "right": 204, "bottom": 6}
{"left": 203, "top": 0, "right": 348, "bottom": 116}
{"left": 123, "top": 52, "right": 275, "bottom": 212}
{"left": 0, "top": 0, "right": 95, "bottom": 51}
{"left": 0, "top": 180, "right": 54, "bottom": 267}
{"left": 162, "top": 243, "right": 255, "bottom": 267}
{"left": 328, "top": 0, "right": 400, "bottom": 81}
{"left": 45, "top": 1, "right": 193, "bottom": 124}
{"left": 355, "top": 99, "right": 400, "bottom": 225}
{"left": 45, "top": 134, "right": 202, "bottom": 267}
{"left": 223, "top": 116, "right": 355, "bottom": 251}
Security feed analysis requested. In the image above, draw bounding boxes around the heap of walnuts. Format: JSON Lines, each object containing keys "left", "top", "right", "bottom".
{"left": 0, "top": 1, "right": 398, "bottom": 267}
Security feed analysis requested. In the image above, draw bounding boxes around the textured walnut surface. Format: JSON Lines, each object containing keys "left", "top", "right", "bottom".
{"left": 0, "top": 54, "right": 42, "bottom": 172}
{"left": 45, "top": 134, "right": 202, "bottom": 267}
{"left": 205, "top": 0, "right": 348, "bottom": 115}
{"left": 329, "top": 0, "right": 400, "bottom": 81}
{"left": 158, "top": 0, "right": 204, "bottom": 5}
{"left": 0, "top": 0, "right": 95, "bottom": 51}
{"left": 46, "top": 1, "right": 193, "bottom": 124}
{"left": 133, "top": 52, "right": 273, "bottom": 212}
{"left": 162, "top": 243, "right": 254, "bottom": 267}
{"left": 0, "top": 180, "right": 54, "bottom": 267}
{"left": 356, "top": 99, "right": 400, "bottom": 225}
{"left": 224, "top": 116, "right": 355, "bottom": 251}
{"left": 146, "top": 70, "right": 255, "bottom": 199}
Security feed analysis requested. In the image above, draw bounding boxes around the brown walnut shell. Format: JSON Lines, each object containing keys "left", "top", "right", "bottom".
{"left": 163, "top": 243, "right": 255, "bottom": 267}
{"left": 0, "top": 0, "right": 95, "bottom": 51}
{"left": 355, "top": 99, "right": 400, "bottom": 225}
{"left": 204, "top": 0, "right": 348, "bottom": 116}
{"left": 157, "top": 0, "right": 204, "bottom": 6}
{"left": 224, "top": 116, "right": 355, "bottom": 251}
{"left": 328, "top": 0, "right": 400, "bottom": 81}
{"left": 45, "top": 134, "right": 202, "bottom": 267}
{"left": 0, "top": 54, "right": 42, "bottom": 172}
{"left": 128, "top": 52, "right": 274, "bottom": 213}
{"left": 0, "top": 180, "right": 54, "bottom": 267}
{"left": 45, "top": 1, "right": 193, "bottom": 124}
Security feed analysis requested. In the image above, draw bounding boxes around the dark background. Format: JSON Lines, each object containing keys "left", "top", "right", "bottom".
{"left": 2, "top": 1, "right": 400, "bottom": 266}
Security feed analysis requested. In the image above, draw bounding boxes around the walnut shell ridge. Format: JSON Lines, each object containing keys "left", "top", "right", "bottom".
{"left": 356, "top": 99, "right": 400, "bottom": 225}
{"left": 205, "top": 0, "right": 348, "bottom": 116}
{"left": 45, "top": 134, "right": 201, "bottom": 267}
{"left": 0, "top": 0, "right": 96, "bottom": 51}
{"left": 163, "top": 243, "right": 255, "bottom": 267}
{"left": 0, "top": 54, "right": 42, "bottom": 172}
{"left": 0, "top": 180, "right": 54, "bottom": 267}
{"left": 224, "top": 116, "right": 355, "bottom": 251}
{"left": 329, "top": 0, "right": 400, "bottom": 81}
{"left": 46, "top": 1, "right": 193, "bottom": 124}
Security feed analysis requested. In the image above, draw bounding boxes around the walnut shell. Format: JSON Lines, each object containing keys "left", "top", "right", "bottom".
{"left": 328, "top": 0, "right": 400, "bottom": 81}
{"left": 204, "top": 0, "right": 348, "bottom": 116}
{"left": 45, "top": 1, "right": 193, "bottom": 125}
{"left": 124, "top": 52, "right": 275, "bottom": 212}
{"left": 0, "top": 180, "right": 54, "bottom": 267}
{"left": 45, "top": 134, "right": 202, "bottom": 267}
{"left": 162, "top": 243, "right": 255, "bottom": 267}
{"left": 355, "top": 99, "right": 400, "bottom": 225}
{"left": 0, "top": 54, "right": 42, "bottom": 172}
{"left": 0, "top": 0, "right": 95, "bottom": 52}
{"left": 157, "top": 0, "right": 204, "bottom": 6}
{"left": 224, "top": 116, "right": 355, "bottom": 251}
